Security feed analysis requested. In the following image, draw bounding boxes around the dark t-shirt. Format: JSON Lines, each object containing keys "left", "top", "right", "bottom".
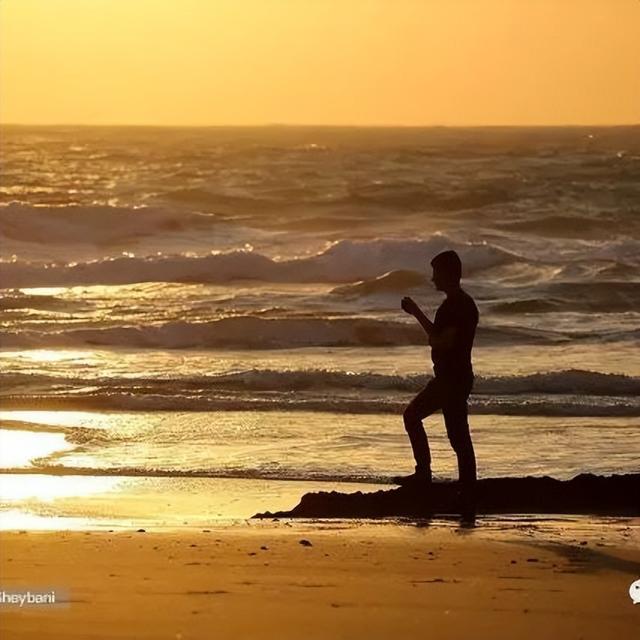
{"left": 431, "top": 288, "right": 478, "bottom": 378}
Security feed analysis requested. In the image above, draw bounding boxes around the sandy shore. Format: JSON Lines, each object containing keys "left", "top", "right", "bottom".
{"left": 1, "top": 518, "right": 639, "bottom": 639}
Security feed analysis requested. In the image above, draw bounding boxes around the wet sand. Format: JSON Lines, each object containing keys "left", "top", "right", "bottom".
{"left": 1, "top": 518, "right": 639, "bottom": 639}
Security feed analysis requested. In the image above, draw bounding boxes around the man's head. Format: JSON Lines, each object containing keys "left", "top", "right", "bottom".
{"left": 430, "top": 250, "right": 462, "bottom": 291}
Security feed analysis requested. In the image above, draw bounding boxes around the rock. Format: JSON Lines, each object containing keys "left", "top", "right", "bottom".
{"left": 253, "top": 473, "right": 640, "bottom": 519}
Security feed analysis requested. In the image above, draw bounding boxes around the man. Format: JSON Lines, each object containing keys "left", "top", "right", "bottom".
{"left": 394, "top": 249, "right": 478, "bottom": 495}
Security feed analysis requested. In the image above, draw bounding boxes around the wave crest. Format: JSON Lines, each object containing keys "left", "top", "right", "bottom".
{"left": 3, "top": 368, "right": 638, "bottom": 397}
{"left": 1, "top": 391, "right": 637, "bottom": 417}
{"left": 1, "top": 235, "right": 521, "bottom": 287}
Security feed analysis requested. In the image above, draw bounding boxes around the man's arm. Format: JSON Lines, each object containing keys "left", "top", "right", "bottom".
{"left": 401, "top": 297, "right": 434, "bottom": 335}
{"left": 401, "top": 296, "right": 456, "bottom": 348}
{"left": 413, "top": 307, "right": 435, "bottom": 337}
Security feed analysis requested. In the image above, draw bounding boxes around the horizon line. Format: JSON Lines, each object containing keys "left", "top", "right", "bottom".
{"left": 1, "top": 121, "right": 639, "bottom": 129}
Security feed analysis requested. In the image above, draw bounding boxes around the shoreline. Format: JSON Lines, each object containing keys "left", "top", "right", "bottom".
{"left": 1, "top": 472, "right": 638, "bottom": 533}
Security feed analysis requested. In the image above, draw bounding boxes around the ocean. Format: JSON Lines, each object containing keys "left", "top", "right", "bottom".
{"left": 1, "top": 125, "right": 639, "bottom": 523}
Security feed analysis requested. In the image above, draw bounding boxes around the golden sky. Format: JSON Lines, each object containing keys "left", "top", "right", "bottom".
{"left": 1, "top": 0, "right": 638, "bottom": 126}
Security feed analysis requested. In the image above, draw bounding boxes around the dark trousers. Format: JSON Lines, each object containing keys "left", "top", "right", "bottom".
{"left": 403, "top": 374, "right": 477, "bottom": 486}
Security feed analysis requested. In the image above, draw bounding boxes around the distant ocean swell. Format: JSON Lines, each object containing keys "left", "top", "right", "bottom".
{"left": 4, "top": 280, "right": 640, "bottom": 322}
{"left": 0, "top": 202, "right": 222, "bottom": 245}
{"left": 4, "top": 317, "right": 636, "bottom": 350}
{"left": 0, "top": 181, "right": 524, "bottom": 242}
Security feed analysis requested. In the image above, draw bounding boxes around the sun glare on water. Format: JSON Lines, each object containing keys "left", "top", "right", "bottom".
{"left": 0, "top": 429, "right": 73, "bottom": 468}
{"left": 0, "top": 410, "right": 100, "bottom": 429}
{"left": 2, "top": 349, "right": 94, "bottom": 364}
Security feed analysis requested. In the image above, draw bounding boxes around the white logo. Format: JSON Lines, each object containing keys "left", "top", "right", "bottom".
{"left": 629, "top": 580, "right": 640, "bottom": 604}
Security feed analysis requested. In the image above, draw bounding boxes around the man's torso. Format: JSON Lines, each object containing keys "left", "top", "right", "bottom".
{"left": 431, "top": 288, "right": 479, "bottom": 378}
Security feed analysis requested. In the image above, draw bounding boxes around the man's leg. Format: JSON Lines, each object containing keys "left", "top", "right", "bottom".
{"left": 402, "top": 379, "right": 441, "bottom": 480}
{"left": 442, "top": 384, "right": 476, "bottom": 487}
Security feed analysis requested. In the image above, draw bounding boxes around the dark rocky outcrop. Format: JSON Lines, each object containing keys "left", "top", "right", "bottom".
{"left": 253, "top": 473, "right": 640, "bottom": 519}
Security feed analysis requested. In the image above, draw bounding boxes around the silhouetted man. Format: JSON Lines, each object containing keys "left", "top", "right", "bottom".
{"left": 394, "top": 250, "right": 478, "bottom": 495}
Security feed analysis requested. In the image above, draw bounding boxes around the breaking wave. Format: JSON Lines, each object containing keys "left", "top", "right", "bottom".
{"left": 1, "top": 236, "right": 521, "bottom": 288}
{"left": 3, "top": 368, "right": 638, "bottom": 397}
{"left": 2, "top": 369, "right": 639, "bottom": 418}
{"left": 331, "top": 269, "right": 427, "bottom": 296}
{"left": 1, "top": 391, "right": 638, "bottom": 417}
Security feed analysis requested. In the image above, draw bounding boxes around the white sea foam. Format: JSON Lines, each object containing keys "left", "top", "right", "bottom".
{"left": 0, "top": 235, "right": 525, "bottom": 287}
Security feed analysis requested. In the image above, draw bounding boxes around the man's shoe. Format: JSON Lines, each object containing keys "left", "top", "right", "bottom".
{"left": 392, "top": 471, "right": 432, "bottom": 487}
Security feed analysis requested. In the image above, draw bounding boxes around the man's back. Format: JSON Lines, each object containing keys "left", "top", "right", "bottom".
{"left": 431, "top": 288, "right": 478, "bottom": 378}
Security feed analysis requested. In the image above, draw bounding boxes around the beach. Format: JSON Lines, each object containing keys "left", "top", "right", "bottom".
{"left": 2, "top": 519, "right": 639, "bottom": 639}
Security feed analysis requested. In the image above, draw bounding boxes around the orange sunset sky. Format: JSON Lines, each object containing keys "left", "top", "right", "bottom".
{"left": 1, "top": 0, "right": 639, "bottom": 126}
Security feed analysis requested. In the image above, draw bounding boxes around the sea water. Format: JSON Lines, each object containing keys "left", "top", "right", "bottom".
{"left": 1, "top": 125, "right": 639, "bottom": 521}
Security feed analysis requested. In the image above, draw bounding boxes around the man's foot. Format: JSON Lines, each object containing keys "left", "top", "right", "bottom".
{"left": 457, "top": 482, "right": 477, "bottom": 521}
{"left": 392, "top": 471, "right": 432, "bottom": 488}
